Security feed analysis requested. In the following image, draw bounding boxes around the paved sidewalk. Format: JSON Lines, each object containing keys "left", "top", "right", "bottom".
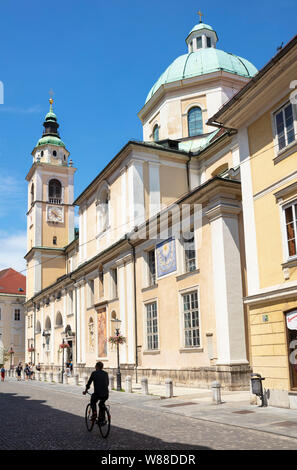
{"left": 5, "top": 376, "right": 297, "bottom": 441}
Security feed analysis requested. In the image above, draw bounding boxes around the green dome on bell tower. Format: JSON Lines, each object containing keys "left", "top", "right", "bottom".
{"left": 36, "top": 98, "right": 66, "bottom": 148}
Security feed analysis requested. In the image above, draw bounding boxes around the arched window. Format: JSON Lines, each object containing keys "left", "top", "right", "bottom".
{"left": 55, "top": 312, "right": 63, "bottom": 327}
{"left": 96, "top": 183, "right": 110, "bottom": 234}
{"left": 188, "top": 107, "right": 203, "bottom": 137}
{"left": 48, "top": 179, "right": 62, "bottom": 204}
{"left": 30, "top": 183, "right": 34, "bottom": 205}
{"left": 153, "top": 124, "right": 159, "bottom": 142}
{"left": 36, "top": 320, "right": 41, "bottom": 334}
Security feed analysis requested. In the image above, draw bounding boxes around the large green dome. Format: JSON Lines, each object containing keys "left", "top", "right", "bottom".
{"left": 145, "top": 48, "right": 258, "bottom": 104}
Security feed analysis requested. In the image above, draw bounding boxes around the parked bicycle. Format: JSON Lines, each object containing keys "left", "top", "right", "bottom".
{"left": 85, "top": 391, "right": 111, "bottom": 438}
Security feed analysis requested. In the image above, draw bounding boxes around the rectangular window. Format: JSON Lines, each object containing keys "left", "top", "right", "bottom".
{"left": 284, "top": 203, "right": 297, "bottom": 257}
{"left": 88, "top": 279, "right": 94, "bottom": 307}
{"left": 196, "top": 36, "right": 202, "bottom": 49}
{"left": 148, "top": 249, "right": 156, "bottom": 286}
{"left": 110, "top": 268, "right": 118, "bottom": 299}
{"left": 182, "top": 231, "right": 196, "bottom": 272}
{"left": 146, "top": 302, "right": 158, "bottom": 350}
{"left": 206, "top": 36, "right": 211, "bottom": 47}
{"left": 14, "top": 309, "right": 21, "bottom": 321}
{"left": 182, "top": 291, "right": 200, "bottom": 347}
{"left": 274, "top": 103, "right": 295, "bottom": 151}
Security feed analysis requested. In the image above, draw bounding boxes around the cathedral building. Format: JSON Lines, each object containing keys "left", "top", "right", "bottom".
{"left": 25, "top": 17, "right": 259, "bottom": 389}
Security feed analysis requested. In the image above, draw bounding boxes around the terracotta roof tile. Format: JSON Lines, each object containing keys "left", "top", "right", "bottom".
{"left": 0, "top": 268, "right": 26, "bottom": 295}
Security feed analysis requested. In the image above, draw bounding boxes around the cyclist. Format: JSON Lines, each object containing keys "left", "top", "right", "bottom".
{"left": 83, "top": 361, "right": 109, "bottom": 424}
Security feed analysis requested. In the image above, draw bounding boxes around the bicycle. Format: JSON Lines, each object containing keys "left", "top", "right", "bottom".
{"left": 85, "top": 391, "right": 111, "bottom": 438}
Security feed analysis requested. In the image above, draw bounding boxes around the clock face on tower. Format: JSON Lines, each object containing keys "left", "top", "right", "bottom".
{"left": 47, "top": 205, "right": 64, "bottom": 223}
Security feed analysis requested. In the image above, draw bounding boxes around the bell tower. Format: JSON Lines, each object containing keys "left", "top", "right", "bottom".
{"left": 25, "top": 99, "right": 76, "bottom": 299}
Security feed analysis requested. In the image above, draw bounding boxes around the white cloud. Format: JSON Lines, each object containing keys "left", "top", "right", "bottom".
{"left": 0, "top": 231, "right": 27, "bottom": 273}
{"left": 0, "top": 175, "right": 26, "bottom": 219}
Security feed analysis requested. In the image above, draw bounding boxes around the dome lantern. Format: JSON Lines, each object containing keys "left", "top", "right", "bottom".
{"left": 186, "top": 13, "right": 218, "bottom": 53}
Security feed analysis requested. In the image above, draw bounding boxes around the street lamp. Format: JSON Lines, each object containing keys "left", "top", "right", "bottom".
{"left": 111, "top": 316, "right": 122, "bottom": 391}
{"left": 60, "top": 332, "right": 66, "bottom": 383}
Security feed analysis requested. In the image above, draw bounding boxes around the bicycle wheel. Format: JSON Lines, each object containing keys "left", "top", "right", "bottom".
{"left": 85, "top": 403, "right": 95, "bottom": 432}
{"left": 98, "top": 406, "right": 111, "bottom": 438}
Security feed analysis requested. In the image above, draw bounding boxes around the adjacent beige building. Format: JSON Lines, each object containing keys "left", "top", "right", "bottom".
{"left": 0, "top": 268, "right": 26, "bottom": 367}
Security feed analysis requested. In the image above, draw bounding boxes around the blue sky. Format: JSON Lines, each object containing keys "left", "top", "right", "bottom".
{"left": 0, "top": 0, "right": 296, "bottom": 271}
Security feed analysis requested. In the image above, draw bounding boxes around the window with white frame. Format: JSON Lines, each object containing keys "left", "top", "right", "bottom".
{"left": 284, "top": 201, "right": 297, "bottom": 258}
{"left": 146, "top": 301, "right": 158, "bottom": 350}
{"left": 147, "top": 249, "right": 156, "bottom": 286}
{"left": 182, "top": 231, "right": 196, "bottom": 272}
{"left": 14, "top": 309, "right": 21, "bottom": 321}
{"left": 274, "top": 102, "right": 295, "bottom": 152}
{"left": 182, "top": 291, "right": 200, "bottom": 347}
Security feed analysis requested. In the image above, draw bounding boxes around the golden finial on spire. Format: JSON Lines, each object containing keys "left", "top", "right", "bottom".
{"left": 49, "top": 89, "right": 54, "bottom": 107}
{"left": 197, "top": 10, "right": 203, "bottom": 23}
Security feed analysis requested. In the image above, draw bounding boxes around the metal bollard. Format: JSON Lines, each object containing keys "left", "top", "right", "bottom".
{"left": 165, "top": 378, "right": 173, "bottom": 398}
{"left": 211, "top": 380, "right": 222, "bottom": 404}
{"left": 109, "top": 374, "right": 115, "bottom": 390}
{"left": 74, "top": 373, "right": 79, "bottom": 385}
{"left": 141, "top": 377, "right": 149, "bottom": 395}
{"left": 125, "top": 375, "right": 132, "bottom": 393}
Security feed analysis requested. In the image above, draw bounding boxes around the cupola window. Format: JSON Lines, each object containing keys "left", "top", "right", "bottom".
{"left": 188, "top": 107, "right": 203, "bottom": 137}
{"left": 48, "top": 179, "right": 62, "bottom": 204}
{"left": 206, "top": 37, "right": 211, "bottom": 47}
{"left": 153, "top": 124, "right": 159, "bottom": 142}
{"left": 53, "top": 150, "right": 57, "bottom": 157}
{"left": 196, "top": 37, "right": 202, "bottom": 49}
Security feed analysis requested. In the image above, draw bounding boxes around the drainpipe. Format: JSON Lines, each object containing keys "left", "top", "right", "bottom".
{"left": 186, "top": 153, "right": 193, "bottom": 192}
{"left": 127, "top": 238, "right": 138, "bottom": 383}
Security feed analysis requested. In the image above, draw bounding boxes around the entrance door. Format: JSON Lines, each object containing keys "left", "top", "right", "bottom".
{"left": 286, "top": 311, "right": 297, "bottom": 390}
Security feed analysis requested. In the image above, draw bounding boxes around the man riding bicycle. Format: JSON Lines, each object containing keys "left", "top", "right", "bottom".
{"left": 83, "top": 361, "right": 109, "bottom": 424}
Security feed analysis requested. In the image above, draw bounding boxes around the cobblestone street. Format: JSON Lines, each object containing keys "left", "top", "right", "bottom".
{"left": 1, "top": 380, "right": 297, "bottom": 450}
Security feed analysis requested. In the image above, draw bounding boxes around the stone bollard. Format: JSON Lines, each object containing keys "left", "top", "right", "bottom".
{"left": 125, "top": 375, "right": 132, "bottom": 393}
{"left": 211, "top": 381, "right": 222, "bottom": 404}
{"left": 83, "top": 373, "right": 88, "bottom": 387}
{"left": 63, "top": 373, "right": 68, "bottom": 384}
{"left": 74, "top": 373, "right": 79, "bottom": 385}
{"left": 141, "top": 377, "right": 149, "bottom": 395}
{"left": 53, "top": 372, "right": 59, "bottom": 383}
{"left": 109, "top": 374, "right": 115, "bottom": 390}
{"left": 8, "top": 369, "right": 10, "bottom": 378}
{"left": 165, "top": 378, "right": 174, "bottom": 398}
{"left": 42, "top": 372, "right": 47, "bottom": 382}
{"left": 37, "top": 372, "right": 41, "bottom": 381}
{"left": 22, "top": 370, "right": 26, "bottom": 380}
{"left": 49, "top": 372, "right": 54, "bottom": 382}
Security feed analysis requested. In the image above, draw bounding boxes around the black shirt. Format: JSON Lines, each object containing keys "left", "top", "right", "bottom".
{"left": 86, "top": 369, "right": 109, "bottom": 397}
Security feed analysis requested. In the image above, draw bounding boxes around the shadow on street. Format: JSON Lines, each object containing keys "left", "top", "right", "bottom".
{"left": 0, "top": 391, "right": 211, "bottom": 450}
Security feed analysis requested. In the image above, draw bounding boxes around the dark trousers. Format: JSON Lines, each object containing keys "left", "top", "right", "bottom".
{"left": 91, "top": 393, "right": 108, "bottom": 420}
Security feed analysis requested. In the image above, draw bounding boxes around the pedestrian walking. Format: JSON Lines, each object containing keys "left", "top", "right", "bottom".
{"left": 24, "top": 363, "right": 30, "bottom": 381}
{"left": 1, "top": 366, "right": 5, "bottom": 382}
{"left": 16, "top": 363, "right": 22, "bottom": 381}
{"left": 29, "top": 363, "right": 34, "bottom": 380}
